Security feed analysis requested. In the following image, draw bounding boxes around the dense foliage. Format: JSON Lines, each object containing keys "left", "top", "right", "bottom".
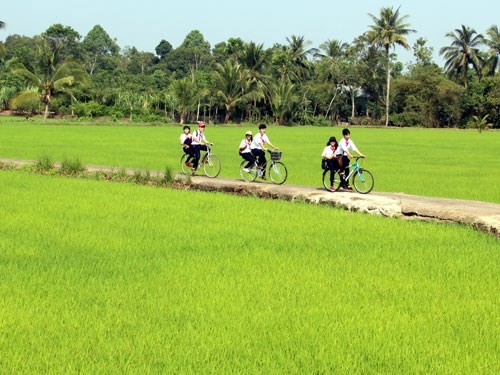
{"left": 0, "top": 9, "right": 499, "bottom": 128}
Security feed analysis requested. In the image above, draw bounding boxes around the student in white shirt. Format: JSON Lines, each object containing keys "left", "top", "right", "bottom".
{"left": 180, "top": 125, "right": 194, "bottom": 165}
{"left": 191, "top": 121, "right": 214, "bottom": 172}
{"left": 321, "top": 136, "right": 340, "bottom": 191}
{"left": 334, "top": 128, "right": 365, "bottom": 189}
{"left": 250, "top": 124, "right": 278, "bottom": 179}
{"left": 239, "top": 130, "right": 256, "bottom": 171}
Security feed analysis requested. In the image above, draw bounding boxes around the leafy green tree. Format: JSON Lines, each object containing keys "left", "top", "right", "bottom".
{"left": 82, "top": 25, "right": 120, "bottom": 75}
{"left": 42, "top": 24, "right": 82, "bottom": 60}
{"left": 155, "top": 39, "right": 173, "bottom": 60}
{"left": 179, "top": 30, "right": 212, "bottom": 78}
{"left": 439, "top": 25, "right": 484, "bottom": 87}
{"left": 11, "top": 37, "right": 88, "bottom": 119}
{"left": 484, "top": 25, "right": 500, "bottom": 76}
{"left": 368, "top": 6, "right": 415, "bottom": 125}
{"left": 412, "top": 38, "right": 434, "bottom": 66}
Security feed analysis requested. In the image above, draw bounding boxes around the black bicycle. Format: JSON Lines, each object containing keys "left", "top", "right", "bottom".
{"left": 180, "top": 145, "right": 221, "bottom": 178}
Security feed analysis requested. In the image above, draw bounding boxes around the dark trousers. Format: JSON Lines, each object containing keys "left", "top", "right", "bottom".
{"left": 192, "top": 144, "right": 207, "bottom": 169}
{"left": 251, "top": 149, "right": 266, "bottom": 176}
{"left": 340, "top": 155, "right": 350, "bottom": 186}
{"left": 327, "top": 158, "right": 341, "bottom": 185}
{"left": 240, "top": 152, "right": 256, "bottom": 168}
{"left": 183, "top": 147, "right": 194, "bottom": 162}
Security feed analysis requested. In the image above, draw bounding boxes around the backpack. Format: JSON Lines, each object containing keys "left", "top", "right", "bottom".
{"left": 321, "top": 159, "right": 328, "bottom": 170}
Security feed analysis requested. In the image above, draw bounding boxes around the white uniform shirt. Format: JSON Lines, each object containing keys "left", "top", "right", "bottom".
{"left": 239, "top": 139, "right": 252, "bottom": 153}
{"left": 322, "top": 145, "right": 336, "bottom": 158}
{"left": 251, "top": 133, "right": 270, "bottom": 150}
{"left": 180, "top": 133, "right": 192, "bottom": 144}
{"left": 191, "top": 129, "right": 206, "bottom": 145}
{"left": 335, "top": 138, "right": 358, "bottom": 156}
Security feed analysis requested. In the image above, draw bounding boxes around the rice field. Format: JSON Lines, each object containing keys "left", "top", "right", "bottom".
{"left": 0, "top": 171, "right": 498, "bottom": 373}
{"left": 0, "top": 118, "right": 499, "bottom": 203}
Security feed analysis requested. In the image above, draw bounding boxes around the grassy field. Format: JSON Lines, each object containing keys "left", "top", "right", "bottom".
{"left": 0, "top": 171, "right": 498, "bottom": 373}
{"left": 0, "top": 117, "right": 499, "bottom": 203}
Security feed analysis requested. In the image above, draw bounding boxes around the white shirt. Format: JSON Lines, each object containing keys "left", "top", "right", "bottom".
{"left": 322, "top": 145, "right": 336, "bottom": 158}
{"left": 239, "top": 139, "right": 252, "bottom": 153}
{"left": 191, "top": 129, "right": 206, "bottom": 145}
{"left": 251, "top": 133, "right": 270, "bottom": 150}
{"left": 180, "top": 133, "right": 191, "bottom": 144}
{"left": 335, "top": 138, "right": 358, "bottom": 156}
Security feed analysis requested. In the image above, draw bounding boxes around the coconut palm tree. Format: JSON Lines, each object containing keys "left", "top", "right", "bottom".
{"left": 439, "top": 25, "right": 484, "bottom": 87}
{"left": 484, "top": 25, "right": 500, "bottom": 76}
{"left": 239, "top": 42, "right": 268, "bottom": 120}
{"left": 11, "top": 38, "right": 87, "bottom": 119}
{"left": 368, "top": 6, "right": 415, "bottom": 126}
{"left": 213, "top": 60, "right": 252, "bottom": 124}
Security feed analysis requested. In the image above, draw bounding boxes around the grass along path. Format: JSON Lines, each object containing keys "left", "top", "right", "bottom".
{"left": 0, "top": 171, "right": 498, "bottom": 372}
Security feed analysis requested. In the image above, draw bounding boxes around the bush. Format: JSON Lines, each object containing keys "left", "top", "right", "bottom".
{"left": 59, "top": 157, "right": 85, "bottom": 176}
{"left": 35, "top": 155, "right": 54, "bottom": 173}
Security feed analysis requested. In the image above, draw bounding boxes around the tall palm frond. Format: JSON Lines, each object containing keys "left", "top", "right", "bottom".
{"left": 439, "top": 25, "right": 484, "bottom": 87}
{"left": 484, "top": 25, "right": 500, "bottom": 76}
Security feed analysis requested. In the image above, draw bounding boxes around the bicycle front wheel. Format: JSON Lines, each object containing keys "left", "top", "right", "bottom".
{"left": 269, "top": 162, "right": 287, "bottom": 185}
{"left": 352, "top": 169, "right": 374, "bottom": 194}
{"left": 239, "top": 161, "right": 257, "bottom": 182}
{"left": 180, "top": 154, "right": 191, "bottom": 174}
{"left": 322, "top": 169, "right": 342, "bottom": 192}
{"left": 203, "top": 154, "right": 221, "bottom": 178}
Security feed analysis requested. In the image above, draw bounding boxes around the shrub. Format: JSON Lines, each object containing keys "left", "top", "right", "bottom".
{"left": 59, "top": 157, "right": 85, "bottom": 176}
{"left": 35, "top": 155, "right": 54, "bottom": 173}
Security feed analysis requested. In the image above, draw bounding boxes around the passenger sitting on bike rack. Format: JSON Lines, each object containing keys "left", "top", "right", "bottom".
{"left": 239, "top": 130, "right": 256, "bottom": 172}
{"left": 250, "top": 124, "right": 279, "bottom": 179}
{"left": 191, "top": 121, "right": 214, "bottom": 172}
{"left": 334, "top": 128, "right": 365, "bottom": 190}
{"left": 180, "top": 125, "right": 194, "bottom": 165}
{"left": 321, "top": 136, "right": 340, "bottom": 191}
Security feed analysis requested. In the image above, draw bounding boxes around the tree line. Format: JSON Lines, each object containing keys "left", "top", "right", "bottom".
{"left": 0, "top": 7, "right": 499, "bottom": 129}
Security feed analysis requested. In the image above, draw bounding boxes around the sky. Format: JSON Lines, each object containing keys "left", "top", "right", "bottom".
{"left": 2, "top": 0, "right": 498, "bottom": 66}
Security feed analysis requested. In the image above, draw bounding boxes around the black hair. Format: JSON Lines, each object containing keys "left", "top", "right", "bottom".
{"left": 183, "top": 125, "right": 190, "bottom": 131}
{"left": 326, "top": 136, "right": 338, "bottom": 147}
{"left": 342, "top": 128, "right": 350, "bottom": 136}
{"left": 258, "top": 124, "right": 267, "bottom": 130}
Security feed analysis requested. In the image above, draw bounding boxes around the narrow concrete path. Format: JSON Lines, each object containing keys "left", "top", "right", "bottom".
{"left": 2, "top": 158, "right": 499, "bottom": 237}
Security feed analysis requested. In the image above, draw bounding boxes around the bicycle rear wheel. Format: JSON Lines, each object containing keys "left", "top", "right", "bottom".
{"left": 203, "top": 154, "right": 221, "bottom": 178}
{"left": 322, "top": 169, "right": 342, "bottom": 192}
{"left": 352, "top": 169, "right": 374, "bottom": 194}
{"left": 269, "top": 162, "right": 287, "bottom": 185}
{"left": 239, "top": 161, "right": 257, "bottom": 182}
{"left": 180, "top": 154, "right": 191, "bottom": 174}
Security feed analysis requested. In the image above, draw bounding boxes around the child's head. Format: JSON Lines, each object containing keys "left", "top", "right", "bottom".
{"left": 258, "top": 124, "right": 267, "bottom": 133}
{"left": 183, "top": 125, "right": 190, "bottom": 134}
{"left": 197, "top": 121, "right": 205, "bottom": 130}
{"left": 326, "top": 136, "right": 337, "bottom": 146}
{"left": 245, "top": 130, "right": 253, "bottom": 141}
{"left": 342, "top": 128, "right": 351, "bottom": 140}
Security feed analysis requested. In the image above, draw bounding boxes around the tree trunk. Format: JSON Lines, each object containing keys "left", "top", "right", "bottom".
{"left": 385, "top": 58, "right": 391, "bottom": 126}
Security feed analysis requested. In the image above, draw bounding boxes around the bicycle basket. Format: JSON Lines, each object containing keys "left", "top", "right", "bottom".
{"left": 270, "top": 151, "right": 282, "bottom": 161}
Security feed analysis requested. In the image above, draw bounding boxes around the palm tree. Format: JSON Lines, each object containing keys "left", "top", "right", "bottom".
{"left": 285, "top": 35, "right": 315, "bottom": 81}
{"left": 213, "top": 60, "right": 251, "bottom": 124}
{"left": 239, "top": 42, "right": 268, "bottom": 120}
{"left": 368, "top": 6, "right": 415, "bottom": 126}
{"left": 439, "top": 25, "right": 484, "bottom": 87}
{"left": 469, "top": 114, "right": 493, "bottom": 133}
{"left": 0, "top": 21, "right": 5, "bottom": 29}
{"left": 484, "top": 25, "right": 500, "bottom": 76}
{"left": 11, "top": 38, "right": 87, "bottom": 119}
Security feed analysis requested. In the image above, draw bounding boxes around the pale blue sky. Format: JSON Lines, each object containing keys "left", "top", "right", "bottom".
{"left": 2, "top": 1, "right": 498, "bottom": 65}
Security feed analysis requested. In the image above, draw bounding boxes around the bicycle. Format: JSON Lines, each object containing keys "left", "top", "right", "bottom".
{"left": 239, "top": 150, "right": 288, "bottom": 185}
{"left": 322, "top": 156, "right": 374, "bottom": 194}
{"left": 180, "top": 145, "right": 221, "bottom": 178}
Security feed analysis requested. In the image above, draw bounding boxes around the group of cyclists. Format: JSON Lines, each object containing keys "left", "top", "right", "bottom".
{"left": 180, "top": 121, "right": 364, "bottom": 190}
{"left": 181, "top": 122, "right": 278, "bottom": 178}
